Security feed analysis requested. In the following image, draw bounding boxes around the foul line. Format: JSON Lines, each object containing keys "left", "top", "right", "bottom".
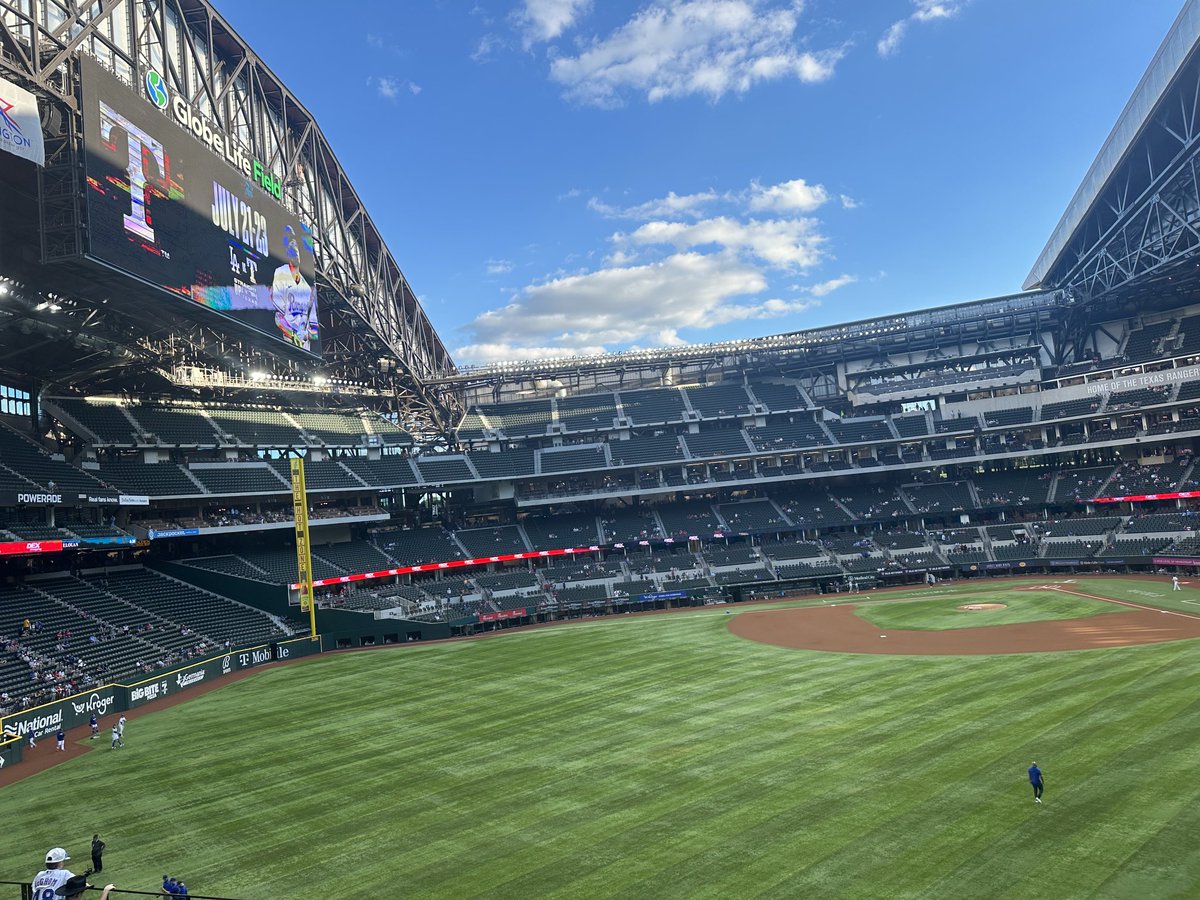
{"left": 1045, "top": 586, "right": 1200, "bottom": 622}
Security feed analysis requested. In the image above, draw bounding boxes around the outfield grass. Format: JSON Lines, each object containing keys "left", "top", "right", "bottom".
{"left": 855, "top": 588, "right": 1118, "bottom": 631}
{"left": 4, "top": 577, "right": 1200, "bottom": 899}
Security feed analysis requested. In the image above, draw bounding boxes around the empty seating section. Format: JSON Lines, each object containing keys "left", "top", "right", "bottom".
{"left": 1123, "top": 320, "right": 1173, "bottom": 362}
{"left": 0, "top": 467, "right": 34, "bottom": 494}
{"left": 455, "top": 526, "right": 529, "bottom": 557}
{"left": 182, "top": 555, "right": 269, "bottom": 580}
{"left": 905, "top": 481, "right": 975, "bottom": 514}
{"left": 982, "top": 407, "right": 1035, "bottom": 427}
{"left": 0, "top": 424, "right": 105, "bottom": 493}
{"left": 619, "top": 389, "right": 688, "bottom": 425}
{"left": 1106, "top": 386, "right": 1170, "bottom": 411}
{"left": 521, "top": 512, "right": 600, "bottom": 548}
{"left": 1124, "top": 512, "right": 1198, "bottom": 533}
{"left": 828, "top": 418, "right": 892, "bottom": 444}
{"left": 776, "top": 560, "right": 843, "bottom": 578}
{"left": 480, "top": 401, "right": 553, "bottom": 438}
{"left": 209, "top": 408, "right": 304, "bottom": 446}
{"left": 601, "top": 507, "right": 662, "bottom": 542}
{"left": 893, "top": 415, "right": 929, "bottom": 438}
{"left": 468, "top": 449, "right": 536, "bottom": 479}
{"left": 656, "top": 501, "right": 721, "bottom": 537}
{"left": 1178, "top": 381, "right": 1200, "bottom": 402}
{"left": 540, "top": 446, "right": 607, "bottom": 474}
{"left": 556, "top": 584, "right": 609, "bottom": 605}
{"left": 1, "top": 521, "right": 72, "bottom": 540}
{"left": 293, "top": 411, "right": 368, "bottom": 444}
{"left": 1041, "top": 397, "right": 1101, "bottom": 420}
{"left": 717, "top": 500, "right": 787, "bottom": 531}
{"left": 544, "top": 561, "right": 620, "bottom": 583}
{"left": 457, "top": 410, "right": 489, "bottom": 441}
{"left": 267, "top": 459, "right": 359, "bottom": 491}
{"left": 53, "top": 399, "right": 138, "bottom": 443}
{"left": 835, "top": 485, "right": 908, "bottom": 520}
{"left": 99, "top": 570, "right": 281, "bottom": 646}
{"left": 973, "top": 470, "right": 1052, "bottom": 506}
{"left": 1042, "top": 517, "right": 1121, "bottom": 537}
{"left": 190, "top": 465, "right": 287, "bottom": 495}
{"left": 341, "top": 455, "right": 419, "bottom": 487}
{"left": 313, "top": 541, "right": 396, "bottom": 574}
{"left": 877, "top": 531, "right": 927, "bottom": 551}
{"left": 1103, "top": 537, "right": 1171, "bottom": 556}
{"left": 685, "top": 384, "right": 753, "bottom": 419}
{"left": 684, "top": 430, "right": 752, "bottom": 458}
{"left": 750, "top": 382, "right": 809, "bottom": 413}
{"left": 128, "top": 406, "right": 220, "bottom": 444}
{"left": 473, "top": 571, "right": 541, "bottom": 594}
{"left": 609, "top": 436, "right": 684, "bottom": 467}
{"left": 745, "top": 420, "right": 828, "bottom": 451}
{"left": 366, "top": 415, "right": 412, "bottom": 445}
{"left": 762, "top": 540, "right": 825, "bottom": 560}
{"left": 377, "top": 528, "right": 463, "bottom": 564}
{"left": 558, "top": 394, "right": 619, "bottom": 431}
{"left": 946, "top": 549, "right": 989, "bottom": 564}
{"left": 893, "top": 551, "right": 943, "bottom": 569}
{"left": 1042, "top": 540, "right": 1099, "bottom": 559}
{"left": 415, "top": 456, "right": 474, "bottom": 483}
{"left": 63, "top": 522, "right": 130, "bottom": 540}
{"left": 703, "top": 545, "right": 759, "bottom": 568}
{"left": 238, "top": 548, "right": 343, "bottom": 583}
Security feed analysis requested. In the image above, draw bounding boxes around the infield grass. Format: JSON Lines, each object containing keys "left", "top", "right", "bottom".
{"left": 4, "top": 576, "right": 1200, "bottom": 899}
{"left": 854, "top": 587, "right": 1117, "bottom": 630}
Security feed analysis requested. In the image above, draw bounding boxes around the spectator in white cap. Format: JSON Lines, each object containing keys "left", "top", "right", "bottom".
{"left": 32, "top": 848, "right": 74, "bottom": 899}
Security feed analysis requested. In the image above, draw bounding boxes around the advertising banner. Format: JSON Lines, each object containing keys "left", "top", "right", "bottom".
{"left": 478, "top": 608, "right": 527, "bottom": 623}
{"left": 119, "top": 494, "right": 151, "bottom": 506}
{"left": 1, "top": 686, "right": 119, "bottom": 742}
{"left": 0, "top": 540, "right": 64, "bottom": 556}
{"left": 79, "top": 57, "right": 320, "bottom": 354}
{"left": 0, "top": 75, "right": 44, "bottom": 165}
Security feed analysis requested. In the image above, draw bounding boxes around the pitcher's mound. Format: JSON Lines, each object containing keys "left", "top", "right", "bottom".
{"left": 958, "top": 603, "right": 1007, "bottom": 611}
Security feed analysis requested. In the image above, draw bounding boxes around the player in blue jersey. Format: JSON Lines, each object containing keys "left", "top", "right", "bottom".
{"left": 89, "top": 713, "right": 98, "bottom": 740}
{"left": 56, "top": 726, "right": 65, "bottom": 751}
{"left": 1028, "top": 761, "right": 1044, "bottom": 803}
{"left": 271, "top": 225, "right": 316, "bottom": 351}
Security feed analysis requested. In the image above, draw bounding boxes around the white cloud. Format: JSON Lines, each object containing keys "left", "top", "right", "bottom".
{"left": 472, "top": 33, "right": 505, "bottom": 62}
{"left": 407, "top": 81, "right": 423, "bottom": 95}
{"left": 516, "top": 0, "right": 592, "bottom": 47}
{"left": 486, "top": 258, "right": 514, "bottom": 275}
{"left": 806, "top": 273, "right": 856, "bottom": 296}
{"left": 748, "top": 177, "right": 828, "bottom": 213}
{"left": 549, "top": 0, "right": 845, "bottom": 106}
{"left": 588, "top": 189, "right": 719, "bottom": 220}
{"left": 879, "top": 0, "right": 969, "bottom": 58}
{"left": 839, "top": 193, "right": 860, "bottom": 210}
{"left": 371, "top": 76, "right": 400, "bottom": 100}
{"left": 625, "top": 215, "right": 826, "bottom": 270}
{"left": 457, "top": 252, "right": 823, "bottom": 363}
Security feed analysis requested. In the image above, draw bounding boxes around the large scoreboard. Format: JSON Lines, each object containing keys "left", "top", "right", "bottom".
{"left": 79, "top": 56, "right": 320, "bottom": 355}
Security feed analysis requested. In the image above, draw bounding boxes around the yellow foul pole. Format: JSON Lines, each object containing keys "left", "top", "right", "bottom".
{"left": 290, "top": 458, "right": 318, "bottom": 638}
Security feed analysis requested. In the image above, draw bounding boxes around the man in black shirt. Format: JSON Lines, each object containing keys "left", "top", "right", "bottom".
{"left": 91, "top": 834, "right": 105, "bottom": 873}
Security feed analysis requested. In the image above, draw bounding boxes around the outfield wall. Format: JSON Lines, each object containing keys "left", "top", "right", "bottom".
{"left": 0, "top": 637, "right": 321, "bottom": 758}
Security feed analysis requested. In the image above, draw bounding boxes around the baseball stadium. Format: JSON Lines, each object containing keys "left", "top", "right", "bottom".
{"left": 3, "top": 1, "right": 1200, "bottom": 897}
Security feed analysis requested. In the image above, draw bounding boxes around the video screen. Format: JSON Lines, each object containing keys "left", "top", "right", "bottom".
{"left": 80, "top": 56, "right": 320, "bottom": 354}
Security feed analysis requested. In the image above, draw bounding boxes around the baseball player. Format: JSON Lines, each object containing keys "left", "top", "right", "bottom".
{"left": 56, "top": 726, "right": 65, "bottom": 752}
{"left": 1173, "top": 575, "right": 1182, "bottom": 591}
{"left": 31, "top": 847, "right": 74, "bottom": 900}
{"left": 1028, "top": 761, "right": 1045, "bottom": 803}
{"left": 90, "top": 713, "right": 98, "bottom": 739}
{"left": 110, "top": 723, "right": 122, "bottom": 750}
{"left": 117, "top": 714, "right": 126, "bottom": 742}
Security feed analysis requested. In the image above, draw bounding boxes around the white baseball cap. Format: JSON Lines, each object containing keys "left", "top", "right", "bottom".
{"left": 45, "top": 847, "right": 70, "bottom": 864}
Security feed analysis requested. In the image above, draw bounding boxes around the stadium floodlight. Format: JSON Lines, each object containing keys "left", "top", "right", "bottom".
{"left": 312, "top": 375, "right": 329, "bottom": 385}
{"left": 250, "top": 370, "right": 267, "bottom": 380}
{"left": 0, "top": 283, "right": 8, "bottom": 296}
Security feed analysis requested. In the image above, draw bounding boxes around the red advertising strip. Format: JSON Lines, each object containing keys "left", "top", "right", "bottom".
{"left": 0, "top": 540, "right": 63, "bottom": 556}
{"left": 478, "top": 608, "right": 528, "bottom": 623}
{"left": 291, "top": 546, "right": 602, "bottom": 590}
{"left": 1153, "top": 557, "right": 1200, "bottom": 566}
{"left": 1092, "top": 490, "right": 1200, "bottom": 503}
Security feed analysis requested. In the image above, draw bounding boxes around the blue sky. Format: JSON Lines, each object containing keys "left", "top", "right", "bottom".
{"left": 219, "top": 0, "right": 1184, "bottom": 364}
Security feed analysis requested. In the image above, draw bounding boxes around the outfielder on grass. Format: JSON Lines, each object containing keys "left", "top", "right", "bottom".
{"left": 1029, "top": 761, "right": 1045, "bottom": 803}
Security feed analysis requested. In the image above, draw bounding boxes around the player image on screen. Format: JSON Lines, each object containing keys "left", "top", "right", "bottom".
{"left": 271, "top": 224, "right": 317, "bottom": 351}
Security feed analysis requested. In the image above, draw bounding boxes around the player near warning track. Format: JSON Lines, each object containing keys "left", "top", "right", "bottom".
{"left": 32, "top": 847, "right": 74, "bottom": 900}
{"left": 117, "top": 714, "right": 126, "bottom": 740}
{"left": 110, "top": 723, "right": 122, "bottom": 749}
{"left": 1028, "top": 761, "right": 1045, "bottom": 803}
{"left": 56, "top": 726, "right": 65, "bottom": 752}
{"left": 1173, "top": 575, "right": 1182, "bottom": 591}
{"left": 89, "top": 712, "right": 98, "bottom": 740}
